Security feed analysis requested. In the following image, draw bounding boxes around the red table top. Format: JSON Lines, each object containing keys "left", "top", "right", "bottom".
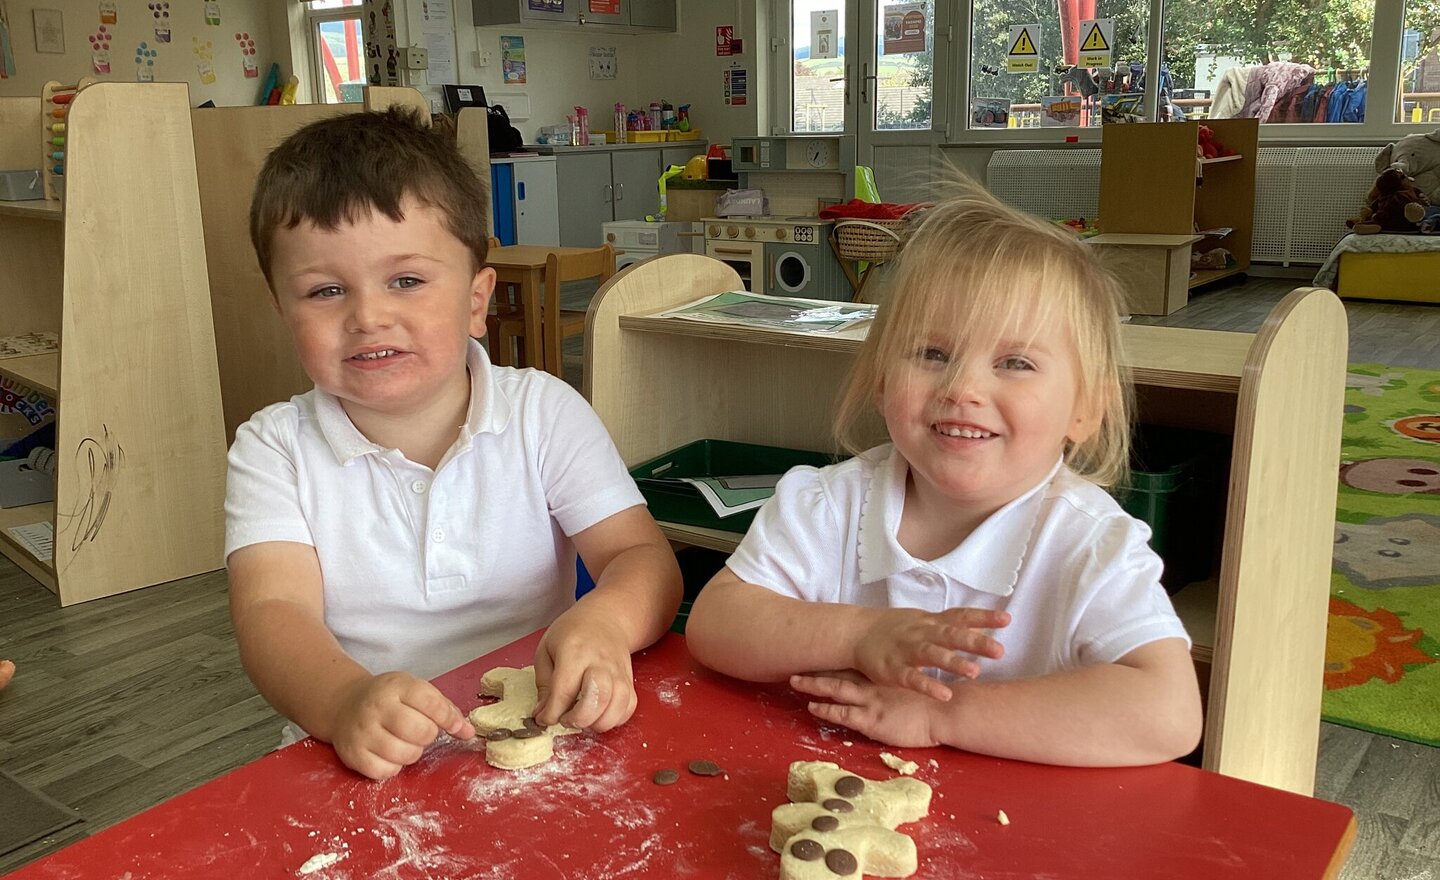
{"left": 8, "top": 632, "right": 1355, "bottom": 880}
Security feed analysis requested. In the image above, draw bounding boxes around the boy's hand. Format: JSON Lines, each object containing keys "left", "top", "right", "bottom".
{"left": 533, "top": 609, "right": 636, "bottom": 732}
{"left": 791, "top": 671, "right": 941, "bottom": 748}
{"left": 331, "top": 672, "right": 475, "bottom": 780}
{"left": 853, "top": 607, "right": 1010, "bottom": 701}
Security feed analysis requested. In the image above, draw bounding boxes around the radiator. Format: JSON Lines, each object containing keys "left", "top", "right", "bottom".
{"left": 987, "top": 146, "right": 1380, "bottom": 266}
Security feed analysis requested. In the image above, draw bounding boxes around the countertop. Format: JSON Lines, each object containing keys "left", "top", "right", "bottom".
{"left": 533, "top": 138, "right": 708, "bottom": 154}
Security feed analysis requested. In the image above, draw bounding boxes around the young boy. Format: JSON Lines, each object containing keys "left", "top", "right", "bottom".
{"left": 228, "top": 108, "right": 681, "bottom": 781}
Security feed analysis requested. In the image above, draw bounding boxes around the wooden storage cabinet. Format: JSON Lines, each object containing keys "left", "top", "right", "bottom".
{"left": 472, "top": 0, "right": 675, "bottom": 32}
{"left": 586, "top": 253, "right": 1347, "bottom": 798}
{"left": 1094, "top": 118, "right": 1260, "bottom": 315}
{"left": 0, "top": 83, "right": 226, "bottom": 605}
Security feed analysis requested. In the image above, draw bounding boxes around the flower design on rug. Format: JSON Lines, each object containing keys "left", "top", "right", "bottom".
{"left": 1325, "top": 597, "right": 1436, "bottom": 690}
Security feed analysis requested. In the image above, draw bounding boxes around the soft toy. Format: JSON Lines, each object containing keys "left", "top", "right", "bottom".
{"left": 1419, "top": 205, "right": 1440, "bottom": 235}
{"left": 1347, "top": 167, "right": 1431, "bottom": 234}
{"left": 1195, "top": 124, "right": 1235, "bottom": 160}
{"left": 1375, "top": 129, "right": 1440, "bottom": 204}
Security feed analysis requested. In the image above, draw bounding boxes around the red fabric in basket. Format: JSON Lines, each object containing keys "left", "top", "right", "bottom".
{"left": 819, "top": 199, "right": 926, "bottom": 220}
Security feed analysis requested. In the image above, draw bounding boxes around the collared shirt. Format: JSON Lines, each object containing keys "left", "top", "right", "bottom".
{"left": 726, "top": 444, "right": 1189, "bottom": 680}
{"left": 225, "top": 339, "right": 644, "bottom": 681}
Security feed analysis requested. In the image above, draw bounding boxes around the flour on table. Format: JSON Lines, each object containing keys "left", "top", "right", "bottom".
{"left": 297, "top": 851, "right": 347, "bottom": 874}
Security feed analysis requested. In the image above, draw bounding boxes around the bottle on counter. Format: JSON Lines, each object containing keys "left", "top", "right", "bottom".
{"left": 661, "top": 100, "right": 676, "bottom": 129}
{"left": 574, "top": 106, "right": 590, "bottom": 146}
{"left": 648, "top": 101, "right": 662, "bottom": 131}
{"left": 613, "top": 103, "right": 627, "bottom": 143}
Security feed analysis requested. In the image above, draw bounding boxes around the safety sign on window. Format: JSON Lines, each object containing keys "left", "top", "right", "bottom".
{"left": 1006, "top": 24, "right": 1040, "bottom": 73}
{"left": 1077, "top": 19, "right": 1113, "bottom": 68}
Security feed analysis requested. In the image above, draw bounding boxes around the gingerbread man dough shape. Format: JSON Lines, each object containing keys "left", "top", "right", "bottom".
{"left": 467, "top": 666, "right": 579, "bottom": 770}
{"left": 771, "top": 760, "right": 932, "bottom": 879}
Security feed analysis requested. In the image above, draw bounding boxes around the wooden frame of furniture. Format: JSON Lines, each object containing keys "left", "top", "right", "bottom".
{"left": 1095, "top": 118, "right": 1260, "bottom": 315}
{"left": 586, "top": 253, "right": 1348, "bottom": 797}
{"left": 0, "top": 83, "right": 226, "bottom": 605}
{"left": 190, "top": 87, "right": 486, "bottom": 440}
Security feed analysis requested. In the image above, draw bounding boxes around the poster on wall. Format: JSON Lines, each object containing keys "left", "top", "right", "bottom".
{"left": 970, "top": 97, "right": 1010, "bottom": 128}
{"left": 501, "top": 35, "right": 526, "bottom": 84}
{"left": 716, "top": 25, "right": 733, "bottom": 56}
{"left": 589, "top": 45, "right": 615, "bottom": 79}
{"left": 529, "top": 0, "right": 562, "bottom": 10}
{"left": 99, "top": 1, "right": 116, "bottom": 25}
{"left": 724, "top": 64, "right": 747, "bottom": 106}
{"left": 810, "top": 9, "right": 837, "bottom": 60}
{"left": 33, "top": 8, "right": 63, "bottom": 54}
{"left": 882, "top": 2, "right": 926, "bottom": 55}
{"left": 589, "top": 0, "right": 619, "bottom": 13}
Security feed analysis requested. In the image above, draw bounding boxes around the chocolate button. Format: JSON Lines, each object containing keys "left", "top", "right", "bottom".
{"left": 811, "top": 815, "right": 840, "bottom": 832}
{"left": 688, "top": 759, "right": 723, "bottom": 776}
{"left": 652, "top": 768, "right": 680, "bottom": 785}
{"left": 833, "top": 775, "right": 865, "bottom": 797}
{"left": 821, "top": 798, "right": 854, "bottom": 813}
{"left": 522, "top": 716, "right": 545, "bottom": 733}
{"left": 484, "top": 729, "right": 512, "bottom": 742}
{"left": 512, "top": 727, "right": 539, "bottom": 739}
{"left": 824, "top": 848, "right": 858, "bottom": 874}
{"left": 790, "top": 839, "right": 824, "bottom": 861}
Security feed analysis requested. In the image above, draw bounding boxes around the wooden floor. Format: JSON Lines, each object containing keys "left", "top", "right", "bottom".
{"left": 1, "top": 274, "right": 1438, "bottom": 878}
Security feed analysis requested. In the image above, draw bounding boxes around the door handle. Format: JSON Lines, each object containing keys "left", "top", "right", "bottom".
{"left": 862, "top": 62, "right": 876, "bottom": 104}
{"left": 712, "top": 246, "right": 754, "bottom": 255}
{"left": 616, "top": 182, "right": 624, "bottom": 201}
{"left": 604, "top": 183, "right": 612, "bottom": 204}
{"left": 517, "top": 181, "right": 526, "bottom": 201}
{"left": 767, "top": 251, "right": 776, "bottom": 292}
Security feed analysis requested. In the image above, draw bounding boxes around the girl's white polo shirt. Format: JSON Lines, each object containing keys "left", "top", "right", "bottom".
{"left": 224, "top": 340, "right": 644, "bottom": 682}
{"left": 726, "top": 444, "right": 1190, "bottom": 680}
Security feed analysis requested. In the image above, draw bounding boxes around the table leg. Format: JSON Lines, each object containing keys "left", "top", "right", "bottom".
{"left": 522, "top": 266, "right": 543, "bottom": 370}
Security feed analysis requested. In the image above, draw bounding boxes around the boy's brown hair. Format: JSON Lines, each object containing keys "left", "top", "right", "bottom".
{"left": 249, "top": 107, "right": 490, "bottom": 289}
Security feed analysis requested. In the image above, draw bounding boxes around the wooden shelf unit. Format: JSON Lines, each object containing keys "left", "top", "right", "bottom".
{"left": 587, "top": 253, "right": 1347, "bottom": 798}
{"left": 0, "top": 83, "right": 226, "bottom": 605}
{"left": 1095, "top": 118, "right": 1260, "bottom": 315}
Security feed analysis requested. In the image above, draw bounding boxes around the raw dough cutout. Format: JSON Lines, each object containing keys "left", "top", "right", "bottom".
{"left": 467, "top": 666, "right": 578, "bottom": 770}
{"left": 770, "top": 760, "right": 931, "bottom": 879}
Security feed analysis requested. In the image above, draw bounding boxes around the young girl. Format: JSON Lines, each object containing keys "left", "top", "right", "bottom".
{"left": 686, "top": 179, "right": 1203, "bottom": 767}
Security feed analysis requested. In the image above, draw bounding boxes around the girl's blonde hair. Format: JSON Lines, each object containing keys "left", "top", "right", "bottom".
{"left": 834, "top": 175, "right": 1134, "bottom": 488}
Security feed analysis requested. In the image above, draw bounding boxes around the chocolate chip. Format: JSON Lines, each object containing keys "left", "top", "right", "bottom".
{"left": 522, "top": 716, "right": 545, "bottom": 733}
{"left": 512, "top": 727, "right": 540, "bottom": 739}
{"left": 821, "top": 798, "right": 854, "bottom": 813}
{"left": 484, "top": 729, "right": 512, "bottom": 742}
{"left": 652, "top": 768, "right": 680, "bottom": 785}
{"left": 688, "top": 759, "right": 723, "bottom": 776}
{"left": 790, "top": 839, "right": 824, "bottom": 861}
{"left": 811, "top": 815, "right": 840, "bottom": 832}
{"left": 825, "top": 848, "right": 858, "bottom": 874}
{"left": 833, "top": 775, "right": 865, "bottom": 797}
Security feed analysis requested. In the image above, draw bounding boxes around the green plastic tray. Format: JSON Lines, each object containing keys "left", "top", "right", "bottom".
{"left": 631, "top": 439, "right": 839, "bottom": 534}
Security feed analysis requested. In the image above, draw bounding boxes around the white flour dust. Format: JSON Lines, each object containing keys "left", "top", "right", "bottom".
{"left": 297, "top": 851, "right": 347, "bottom": 874}
{"left": 369, "top": 806, "right": 473, "bottom": 878}
{"left": 652, "top": 677, "right": 683, "bottom": 707}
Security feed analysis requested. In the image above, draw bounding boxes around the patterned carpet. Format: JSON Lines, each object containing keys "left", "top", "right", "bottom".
{"left": 1324, "top": 365, "right": 1440, "bottom": 746}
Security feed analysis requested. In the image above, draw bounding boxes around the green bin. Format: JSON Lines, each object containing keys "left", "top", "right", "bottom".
{"left": 630, "top": 439, "right": 840, "bottom": 534}
{"left": 1113, "top": 425, "right": 1229, "bottom": 592}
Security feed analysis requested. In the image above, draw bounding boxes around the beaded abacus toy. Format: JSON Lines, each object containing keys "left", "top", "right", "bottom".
{"left": 39, "top": 77, "right": 97, "bottom": 201}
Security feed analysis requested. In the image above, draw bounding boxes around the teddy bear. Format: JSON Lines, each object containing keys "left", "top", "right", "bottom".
{"left": 1195, "top": 124, "right": 1235, "bottom": 160}
{"left": 1347, "top": 167, "right": 1431, "bottom": 234}
{"left": 1375, "top": 129, "right": 1440, "bottom": 204}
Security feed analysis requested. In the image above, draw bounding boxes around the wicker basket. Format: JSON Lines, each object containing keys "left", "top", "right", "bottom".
{"left": 833, "top": 218, "right": 906, "bottom": 261}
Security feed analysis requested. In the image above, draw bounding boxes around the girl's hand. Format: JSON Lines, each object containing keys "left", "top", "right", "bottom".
{"left": 791, "top": 670, "right": 941, "bottom": 748}
{"left": 533, "top": 608, "right": 637, "bottom": 732}
{"left": 332, "top": 672, "right": 475, "bottom": 780}
{"left": 853, "top": 607, "right": 1010, "bottom": 701}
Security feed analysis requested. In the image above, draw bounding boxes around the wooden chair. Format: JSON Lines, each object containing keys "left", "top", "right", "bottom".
{"left": 493, "top": 244, "right": 615, "bottom": 377}
{"left": 483, "top": 237, "right": 528, "bottom": 366}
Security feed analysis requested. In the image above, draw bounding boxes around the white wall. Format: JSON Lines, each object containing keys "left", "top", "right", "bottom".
{"left": 439, "top": 0, "right": 765, "bottom": 147}
{"left": 0, "top": 0, "right": 285, "bottom": 106}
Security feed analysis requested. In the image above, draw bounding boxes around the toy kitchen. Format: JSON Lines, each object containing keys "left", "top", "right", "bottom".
{"left": 703, "top": 135, "right": 855, "bottom": 302}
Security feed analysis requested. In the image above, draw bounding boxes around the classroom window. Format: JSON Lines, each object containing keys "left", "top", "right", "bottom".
{"left": 968, "top": 0, "right": 1151, "bottom": 130}
{"left": 1399, "top": 2, "right": 1440, "bottom": 123}
{"left": 306, "top": 0, "right": 366, "bottom": 104}
{"left": 792, "top": 0, "right": 849, "bottom": 132}
{"left": 875, "top": 1, "right": 936, "bottom": 130}
{"left": 1161, "top": 0, "right": 1376, "bottom": 123}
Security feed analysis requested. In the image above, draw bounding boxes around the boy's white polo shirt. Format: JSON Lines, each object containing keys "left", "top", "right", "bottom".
{"left": 225, "top": 339, "right": 645, "bottom": 682}
{"left": 726, "top": 444, "right": 1189, "bottom": 680}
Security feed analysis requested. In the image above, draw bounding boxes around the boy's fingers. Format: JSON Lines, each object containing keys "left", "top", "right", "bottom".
{"left": 536, "top": 666, "right": 583, "bottom": 727}
{"left": 900, "top": 666, "right": 953, "bottom": 702}
{"left": 401, "top": 684, "right": 473, "bottom": 743}
{"left": 790, "top": 673, "right": 865, "bottom": 704}
{"left": 806, "top": 700, "right": 873, "bottom": 736}
{"left": 559, "top": 671, "right": 608, "bottom": 730}
{"left": 589, "top": 684, "right": 638, "bottom": 733}
{"left": 940, "top": 608, "right": 1011, "bottom": 632}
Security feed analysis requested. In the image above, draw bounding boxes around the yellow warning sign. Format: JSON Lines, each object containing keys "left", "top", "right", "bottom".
{"left": 1081, "top": 24, "right": 1108, "bottom": 52}
{"left": 1077, "top": 18, "right": 1113, "bottom": 68}
{"left": 1006, "top": 24, "right": 1040, "bottom": 73}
